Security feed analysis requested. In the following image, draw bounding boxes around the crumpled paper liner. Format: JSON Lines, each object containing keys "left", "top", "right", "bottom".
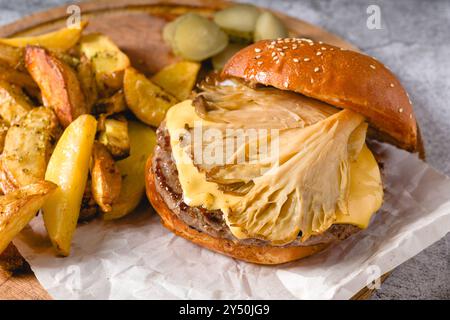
{"left": 13, "top": 142, "right": 450, "bottom": 299}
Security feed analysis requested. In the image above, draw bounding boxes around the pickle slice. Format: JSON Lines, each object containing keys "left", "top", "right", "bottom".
{"left": 254, "top": 11, "right": 288, "bottom": 42}
{"left": 212, "top": 43, "right": 246, "bottom": 70}
{"left": 173, "top": 13, "right": 228, "bottom": 61}
{"left": 214, "top": 4, "right": 261, "bottom": 42}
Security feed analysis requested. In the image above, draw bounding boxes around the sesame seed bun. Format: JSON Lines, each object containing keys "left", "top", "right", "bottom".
{"left": 222, "top": 38, "right": 419, "bottom": 152}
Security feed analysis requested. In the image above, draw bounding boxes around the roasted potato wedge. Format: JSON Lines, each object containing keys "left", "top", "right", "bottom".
{"left": 25, "top": 46, "right": 88, "bottom": 127}
{"left": 98, "top": 117, "right": 130, "bottom": 159}
{"left": 93, "top": 90, "right": 126, "bottom": 115}
{"left": 79, "top": 177, "right": 98, "bottom": 223}
{"left": 43, "top": 115, "right": 97, "bottom": 256}
{"left": 124, "top": 67, "right": 178, "bottom": 127}
{"left": 0, "top": 181, "right": 57, "bottom": 254}
{"left": 103, "top": 121, "right": 156, "bottom": 220}
{"left": 0, "top": 120, "right": 8, "bottom": 153}
{"left": 0, "top": 107, "right": 60, "bottom": 194}
{"left": 76, "top": 54, "right": 98, "bottom": 111}
{"left": 151, "top": 61, "right": 200, "bottom": 101}
{"left": 0, "top": 80, "right": 33, "bottom": 125}
{"left": 0, "top": 21, "right": 87, "bottom": 52}
{"left": 90, "top": 142, "right": 121, "bottom": 212}
{"left": 0, "top": 43, "right": 24, "bottom": 69}
{"left": 0, "top": 64, "right": 39, "bottom": 97}
{"left": 79, "top": 33, "right": 130, "bottom": 93}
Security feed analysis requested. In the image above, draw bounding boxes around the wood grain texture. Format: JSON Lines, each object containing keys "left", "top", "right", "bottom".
{"left": 0, "top": 0, "right": 374, "bottom": 300}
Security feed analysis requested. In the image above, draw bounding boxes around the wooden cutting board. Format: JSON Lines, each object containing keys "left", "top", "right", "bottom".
{"left": 0, "top": 0, "right": 375, "bottom": 300}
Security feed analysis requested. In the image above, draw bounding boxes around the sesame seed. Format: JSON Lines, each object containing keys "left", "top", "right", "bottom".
{"left": 283, "top": 46, "right": 288, "bottom": 49}
{"left": 321, "top": 47, "right": 327, "bottom": 50}
{"left": 292, "top": 45, "right": 298, "bottom": 49}
{"left": 399, "top": 108, "right": 404, "bottom": 113}
{"left": 249, "top": 74, "right": 255, "bottom": 79}
{"left": 316, "top": 51, "right": 322, "bottom": 56}
{"left": 273, "top": 56, "right": 279, "bottom": 60}
{"left": 271, "top": 52, "right": 276, "bottom": 57}
{"left": 390, "top": 83, "right": 395, "bottom": 88}
{"left": 257, "top": 61, "right": 263, "bottom": 66}
{"left": 283, "top": 81, "right": 289, "bottom": 88}
{"left": 255, "top": 55, "right": 261, "bottom": 59}
{"left": 370, "top": 64, "right": 376, "bottom": 69}
{"left": 275, "top": 60, "right": 280, "bottom": 64}
{"left": 280, "top": 52, "right": 285, "bottom": 56}
{"left": 311, "top": 78, "right": 314, "bottom": 84}
{"left": 318, "top": 41, "right": 323, "bottom": 44}
{"left": 304, "top": 58, "right": 310, "bottom": 61}
{"left": 255, "top": 48, "right": 261, "bottom": 53}
{"left": 309, "top": 42, "right": 314, "bottom": 46}
{"left": 270, "top": 41, "right": 276, "bottom": 45}
{"left": 340, "top": 48, "right": 345, "bottom": 50}
{"left": 329, "top": 48, "right": 334, "bottom": 51}
{"left": 314, "top": 67, "right": 320, "bottom": 72}
{"left": 409, "top": 114, "right": 413, "bottom": 119}
{"left": 277, "top": 47, "right": 282, "bottom": 51}
{"left": 293, "top": 58, "right": 299, "bottom": 63}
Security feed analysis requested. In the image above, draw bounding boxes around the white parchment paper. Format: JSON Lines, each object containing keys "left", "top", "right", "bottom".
{"left": 13, "top": 142, "right": 450, "bottom": 299}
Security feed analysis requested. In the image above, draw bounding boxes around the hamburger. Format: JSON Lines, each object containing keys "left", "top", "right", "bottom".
{"left": 145, "top": 38, "right": 421, "bottom": 264}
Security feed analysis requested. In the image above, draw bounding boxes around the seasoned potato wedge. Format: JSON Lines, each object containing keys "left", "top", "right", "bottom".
{"left": 0, "top": 120, "right": 8, "bottom": 153}
{"left": 79, "top": 33, "right": 130, "bottom": 93}
{"left": 90, "top": 142, "right": 121, "bottom": 212}
{"left": 103, "top": 121, "right": 156, "bottom": 220}
{"left": 0, "top": 181, "right": 57, "bottom": 254}
{"left": 98, "top": 117, "right": 130, "bottom": 159}
{"left": 0, "top": 80, "right": 33, "bottom": 125}
{"left": 0, "top": 107, "right": 60, "bottom": 194}
{"left": 93, "top": 90, "right": 126, "bottom": 115}
{"left": 151, "top": 61, "right": 200, "bottom": 101}
{"left": 0, "top": 64, "right": 39, "bottom": 96}
{"left": 79, "top": 178, "right": 98, "bottom": 223}
{"left": 76, "top": 54, "right": 98, "bottom": 111}
{"left": 0, "top": 21, "right": 87, "bottom": 52}
{"left": 124, "top": 68, "right": 178, "bottom": 127}
{"left": 25, "top": 46, "right": 88, "bottom": 127}
{"left": 43, "top": 115, "right": 97, "bottom": 256}
{"left": 0, "top": 43, "right": 24, "bottom": 69}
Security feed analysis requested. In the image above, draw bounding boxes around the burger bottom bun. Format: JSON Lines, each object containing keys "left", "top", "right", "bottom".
{"left": 145, "top": 159, "right": 328, "bottom": 265}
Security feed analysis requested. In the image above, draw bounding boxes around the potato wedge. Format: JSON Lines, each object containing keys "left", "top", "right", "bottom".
{"left": 79, "top": 33, "right": 130, "bottom": 93}
{"left": 0, "top": 64, "right": 39, "bottom": 96}
{"left": 0, "top": 80, "right": 33, "bottom": 125}
{"left": 93, "top": 90, "right": 126, "bottom": 115}
{"left": 98, "top": 117, "right": 130, "bottom": 159}
{"left": 0, "top": 21, "right": 87, "bottom": 52}
{"left": 0, "top": 181, "right": 57, "bottom": 254}
{"left": 124, "top": 67, "right": 178, "bottom": 127}
{"left": 76, "top": 54, "right": 98, "bottom": 111}
{"left": 79, "top": 177, "right": 98, "bottom": 223}
{"left": 103, "top": 121, "right": 156, "bottom": 220}
{"left": 0, "top": 43, "right": 24, "bottom": 69}
{"left": 0, "top": 107, "right": 60, "bottom": 194}
{"left": 151, "top": 61, "right": 200, "bottom": 101}
{"left": 0, "top": 120, "right": 8, "bottom": 153}
{"left": 43, "top": 115, "right": 97, "bottom": 256}
{"left": 90, "top": 142, "right": 121, "bottom": 212}
{"left": 25, "top": 46, "right": 88, "bottom": 127}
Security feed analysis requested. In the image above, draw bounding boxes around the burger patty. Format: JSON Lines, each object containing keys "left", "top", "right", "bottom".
{"left": 152, "top": 123, "right": 360, "bottom": 247}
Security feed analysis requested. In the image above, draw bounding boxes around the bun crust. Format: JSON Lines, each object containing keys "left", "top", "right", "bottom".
{"left": 222, "top": 39, "right": 418, "bottom": 151}
{"left": 145, "top": 159, "right": 327, "bottom": 265}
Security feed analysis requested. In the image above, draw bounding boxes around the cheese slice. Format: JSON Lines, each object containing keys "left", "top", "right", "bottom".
{"left": 166, "top": 100, "right": 383, "bottom": 242}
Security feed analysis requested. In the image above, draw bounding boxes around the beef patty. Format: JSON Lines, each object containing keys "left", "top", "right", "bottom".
{"left": 151, "top": 123, "right": 361, "bottom": 247}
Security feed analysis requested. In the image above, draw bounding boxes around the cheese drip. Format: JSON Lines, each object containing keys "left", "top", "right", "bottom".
{"left": 166, "top": 100, "right": 383, "bottom": 244}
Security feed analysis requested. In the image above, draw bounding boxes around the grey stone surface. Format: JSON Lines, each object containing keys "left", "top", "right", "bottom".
{"left": 0, "top": 0, "right": 448, "bottom": 300}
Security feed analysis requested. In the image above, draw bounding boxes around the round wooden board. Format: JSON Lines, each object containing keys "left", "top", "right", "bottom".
{"left": 0, "top": 0, "right": 380, "bottom": 300}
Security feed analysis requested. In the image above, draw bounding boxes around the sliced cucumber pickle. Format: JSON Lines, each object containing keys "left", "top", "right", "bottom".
{"left": 212, "top": 43, "right": 246, "bottom": 70}
{"left": 254, "top": 11, "right": 288, "bottom": 42}
{"left": 214, "top": 4, "right": 261, "bottom": 42}
{"left": 172, "top": 13, "right": 228, "bottom": 61}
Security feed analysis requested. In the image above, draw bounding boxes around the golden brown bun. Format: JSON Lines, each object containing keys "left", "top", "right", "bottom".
{"left": 145, "top": 159, "right": 327, "bottom": 265}
{"left": 222, "top": 38, "right": 418, "bottom": 152}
